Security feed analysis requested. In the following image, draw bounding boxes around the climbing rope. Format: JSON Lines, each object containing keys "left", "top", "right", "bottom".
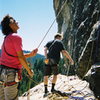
{"left": 37, "top": 0, "right": 68, "bottom": 48}
{"left": 23, "top": 71, "right": 39, "bottom": 85}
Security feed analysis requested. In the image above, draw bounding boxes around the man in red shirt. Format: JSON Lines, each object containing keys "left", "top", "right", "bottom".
{"left": 0, "top": 15, "right": 38, "bottom": 100}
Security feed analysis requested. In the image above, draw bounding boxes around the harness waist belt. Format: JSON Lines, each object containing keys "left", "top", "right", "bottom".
{"left": 0, "top": 64, "right": 18, "bottom": 70}
{"left": 0, "top": 81, "right": 17, "bottom": 87}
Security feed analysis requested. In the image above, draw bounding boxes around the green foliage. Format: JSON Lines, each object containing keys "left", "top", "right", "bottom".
{"left": 19, "top": 58, "right": 44, "bottom": 96}
{"left": 59, "top": 58, "right": 75, "bottom": 75}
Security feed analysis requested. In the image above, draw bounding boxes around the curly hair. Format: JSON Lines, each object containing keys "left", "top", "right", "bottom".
{"left": 1, "top": 15, "right": 14, "bottom": 36}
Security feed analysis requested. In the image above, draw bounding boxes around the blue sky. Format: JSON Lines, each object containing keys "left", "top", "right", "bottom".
{"left": 0, "top": 0, "right": 57, "bottom": 55}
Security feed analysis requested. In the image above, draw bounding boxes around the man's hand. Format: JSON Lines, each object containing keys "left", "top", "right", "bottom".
{"left": 30, "top": 48, "right": 38, "bottom": 56}
{"left": 70, "top": 60, "right": 74, "bottom": 65}
{"left": 33, "top": 48, "right": 38, "bottom": 53}
{"left": 27, "top": 68, "right": 34, "bottom": 78}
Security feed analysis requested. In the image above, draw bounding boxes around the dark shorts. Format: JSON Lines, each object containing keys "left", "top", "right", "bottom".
{"left": 44, "top": 59, "right": 59, "bottom": 76}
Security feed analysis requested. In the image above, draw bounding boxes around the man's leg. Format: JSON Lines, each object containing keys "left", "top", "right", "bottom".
{"left": 4, "top": 83, "right": 18, "bottom": 100}
{"left": 51, "top": 64, "right": 58, "bottom": 92}
{"left": 43, "top": 64, "right": 51, "bottom": 95}
{"left": 0, "top": 84, "right": 5, "bottom": 100}
{"left": 4, "top": 68, "right": 18, "bottom": 100}
{"left": 51, "top": 75, "right": 57, "bottom": 92}
{"left": 44, "top": 76, "right": 48, "bottom": 93}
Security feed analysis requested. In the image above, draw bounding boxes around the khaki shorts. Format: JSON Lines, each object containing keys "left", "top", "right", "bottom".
{"left": 0, "top": 65, "right": 18, "bottom": 100}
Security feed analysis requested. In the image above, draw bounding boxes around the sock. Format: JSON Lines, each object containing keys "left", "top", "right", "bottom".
{"left": 51, "top": 83, "right": 55, "bottom": 91}
{"left": 44, "top": 85, "right": 48, "bottom": 93}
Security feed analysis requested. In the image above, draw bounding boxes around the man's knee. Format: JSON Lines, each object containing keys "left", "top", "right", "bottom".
{"left": 5, "top": 83, "right": 18, "bottom": 100}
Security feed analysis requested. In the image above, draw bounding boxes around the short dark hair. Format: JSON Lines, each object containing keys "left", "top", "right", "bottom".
{"left": 54, "top": 33, "right": 63, "bottom": 39}
{"left": 1, "top": 15, "right": 14, "bottom": 36}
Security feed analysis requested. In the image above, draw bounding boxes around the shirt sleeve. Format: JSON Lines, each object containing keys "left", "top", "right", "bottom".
{"left": 59, "top": 41, "right": 65, "bottom": 51}
{"left": 11, "top": 34, "right": 23, "bottom": 52}
{"left": 45, "top": 43, "right": 49, "bottom": 48}
{"left": 44, "top": 42, "right": 51, "bottom": 49}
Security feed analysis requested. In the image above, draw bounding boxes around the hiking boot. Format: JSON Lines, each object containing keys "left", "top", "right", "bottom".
{"left": 58, "top": 91, "right": 71, "bottom": 96}
{"left": 43, "top": 91, "right": 49, "bottom": 98}
{"left": 51, "top": 89, "right": 59, "bottom": 93}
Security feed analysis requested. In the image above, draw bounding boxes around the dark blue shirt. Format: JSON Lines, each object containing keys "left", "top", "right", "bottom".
{"left": 45, "top": 39, "right": 65, "bottom": 63}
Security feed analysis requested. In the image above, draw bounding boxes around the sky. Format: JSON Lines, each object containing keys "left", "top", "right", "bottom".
{"left": 0, "top": 0, "right": 57, "bottom": 55}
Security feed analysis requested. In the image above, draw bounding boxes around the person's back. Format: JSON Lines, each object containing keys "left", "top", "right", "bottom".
{"left": 46, "top": 39, "right": 65, "bottom": 63}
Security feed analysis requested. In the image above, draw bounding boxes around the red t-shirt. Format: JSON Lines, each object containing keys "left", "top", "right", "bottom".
{"left": 0, "top": 33, "right": 23, "bottom": 69}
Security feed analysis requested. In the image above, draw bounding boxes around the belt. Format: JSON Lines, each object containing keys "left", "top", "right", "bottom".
{"left": 0, "top": 65, "right": 17, "bottom": 74}
{"left": 0, "top": 81, "right": 17, "bottom": 87}
{"left": 0, "top": 64, "right": 17, "bottom": 70}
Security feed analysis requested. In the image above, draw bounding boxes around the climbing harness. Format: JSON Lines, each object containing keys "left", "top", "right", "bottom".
{"left": 0, "top": 81, "right": 17, "bottom": 87}
{"left": 0, "top": 66, "right": 19, "bottom": 100}
{"left": 44, "top": 40, "right": 57, "bottom": 64}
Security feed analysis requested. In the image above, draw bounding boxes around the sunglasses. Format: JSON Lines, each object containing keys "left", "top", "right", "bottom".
{"left": 10, "top": 19, "right": 17, "bottom": 24}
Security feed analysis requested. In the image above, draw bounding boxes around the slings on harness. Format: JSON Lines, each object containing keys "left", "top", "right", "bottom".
{"left": 44, "top": 59, "right": 49, "bottom": 64}
{"left": 15, "top": 69, "right": 22, "bottom": 82}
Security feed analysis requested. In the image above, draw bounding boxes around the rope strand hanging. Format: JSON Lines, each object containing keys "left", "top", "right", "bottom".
{"left": 37, "top": 0, "right": 68, "bottom": 48}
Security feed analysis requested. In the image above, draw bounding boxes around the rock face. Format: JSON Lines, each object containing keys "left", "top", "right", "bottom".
{"left": 53, "top": 0, "right": 100, "bottom": 78}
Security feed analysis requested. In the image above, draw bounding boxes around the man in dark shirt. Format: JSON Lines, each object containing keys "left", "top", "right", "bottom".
{"left": 43, "top": 33, "right": 74, "bottom": 97}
